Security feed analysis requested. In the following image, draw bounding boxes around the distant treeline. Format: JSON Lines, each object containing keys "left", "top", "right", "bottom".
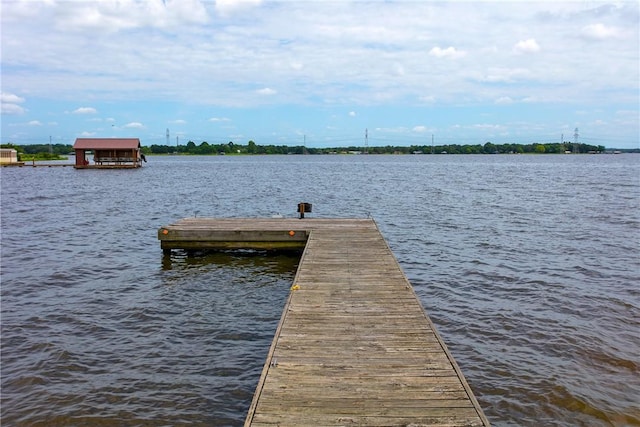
{"left": 4, "top": 141, "right": 635, "bottom": 157}
{"left": 148, "top": 140, "right": 610, "bottom": 155}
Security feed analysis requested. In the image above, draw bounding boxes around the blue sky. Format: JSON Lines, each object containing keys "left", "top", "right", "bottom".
{"left": 1, "top": 0, "right": 638, "bottom": 149}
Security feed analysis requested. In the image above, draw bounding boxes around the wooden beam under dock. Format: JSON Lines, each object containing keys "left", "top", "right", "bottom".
{"left": 157, "top": 218, "right": 490, "bottom": 426}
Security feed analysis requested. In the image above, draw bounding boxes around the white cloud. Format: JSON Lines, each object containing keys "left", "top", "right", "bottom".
{"left": 513, "top": 39, "right": 540, "bottom": 54}
{"left": 1, "top": 92, "right": 26, "bottom": 114}
{"left": 1, "top": 92, "right": 25, "bottom": 104}
{"left": 50, "top": 0, "right": 209, "bottom": 33}
{"left": 80, "top": 131, "right": 96, "bottom": 136}
{"left": 349, "top": 111, "right": 356, "bottom": 117}
{"left": 163, "top": 0, "right": 210, "bottom": 25}
{"left": 374, "top": 126, "right": 410, "bottom": 134}
{"left": 483, "top": 68, "right": 532, "bottom": 83}
{"left": 257, "top": 88, "right": 277, "bottom": 96}
{"left": 428, "top": 46, "right": 466, "bottom": 59}
{"left": 124, "top": 122, "right": 144, "bottom": 129}
{"left": 209, "top": 117, "right": 231, "bottom": 122}
{"left": 73, "top": 107, "right": 97, "bottom": 114}
{"left": 1, "top": 103, "right": 26, "bottom": 115}
{"left": 581, "top": 23, "right": 621, "bottom": 40}
{"left": 215, "top": 0, "right": 262, "bottom": 17}
{"left": 28, "top": 120, "right": 43, "bottom": 126}
{"left": 171, "top": 119, "right": 187, "bottom": 124}
{"left": 474, "top": 124, "right": 503, "bottom": 130}
{"left": 412, "top": 126, "right": 427, "bottom": 132}
{"left": 495, "top": 96, "right": 514, "bottom": 105}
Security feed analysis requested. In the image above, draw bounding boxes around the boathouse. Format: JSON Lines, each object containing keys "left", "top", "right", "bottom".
{"left": 0, "top": 148, "right": 20, "bottom": 165}
{"left": 73, "top": 138, "right": 144, "bottom": 169}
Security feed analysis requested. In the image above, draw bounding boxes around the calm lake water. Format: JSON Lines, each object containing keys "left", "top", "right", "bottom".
{"left": 1, "top": 154, "right": 639, "bottom": 426}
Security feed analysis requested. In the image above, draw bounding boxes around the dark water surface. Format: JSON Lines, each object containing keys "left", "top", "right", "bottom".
{"left": 1, "top": 154, "right": 639, "bottom": 426}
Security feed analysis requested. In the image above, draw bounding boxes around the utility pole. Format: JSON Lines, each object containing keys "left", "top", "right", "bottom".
{"left": 166, "top": 128, "right": 170, "bottom": 147}
{"left": 573, "top": 128, "right": 579, "bottom": 154}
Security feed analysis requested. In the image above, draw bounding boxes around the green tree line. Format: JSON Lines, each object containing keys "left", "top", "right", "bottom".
{"left": 1, "top": 141, "right": 614, "bottom": 158}
{"left": 147, "top": 140, "right": 607, "bottom": 155}
{"left": 147, "top": 140, "right": 312, "bottom": 155}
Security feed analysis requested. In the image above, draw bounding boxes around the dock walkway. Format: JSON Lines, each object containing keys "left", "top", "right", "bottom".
{"left": 158, "top": 218, "right": 490, "bottom": 426}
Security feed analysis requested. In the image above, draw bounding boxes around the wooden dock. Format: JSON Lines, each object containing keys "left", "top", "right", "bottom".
{"left": 158, "top": 218, "right": 490, "bottom": 426}
{"left": 0, "top": 162, "right": 74, "bottom": 167}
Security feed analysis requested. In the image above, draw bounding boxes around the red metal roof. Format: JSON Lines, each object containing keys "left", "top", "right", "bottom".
{"left": 74, "top": 138, "right": 140, "bottom": 150}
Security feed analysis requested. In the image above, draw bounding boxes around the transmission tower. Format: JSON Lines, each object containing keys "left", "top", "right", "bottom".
{"left": 364, "top": 128, "right": 368, "bottom": 154}
{"left": 573, "top": 127, "right": 579, "bottom": 153}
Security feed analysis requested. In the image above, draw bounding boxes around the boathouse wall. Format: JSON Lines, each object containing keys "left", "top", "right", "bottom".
{"left": 0, "top": 148, "right": 19, "bottom": 164}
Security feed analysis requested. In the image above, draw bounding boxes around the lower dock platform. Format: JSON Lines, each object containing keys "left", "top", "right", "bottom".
{"left": 158, "top": 218, "right": 490, "bottom": 426}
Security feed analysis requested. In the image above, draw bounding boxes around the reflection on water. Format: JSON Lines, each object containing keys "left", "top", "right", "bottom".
{"left": 2, "top": 154, "right": 639, "bottom": 426}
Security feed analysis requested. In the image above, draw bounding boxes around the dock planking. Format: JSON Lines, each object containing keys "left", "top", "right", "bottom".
{"left": 158, "top": 218, "right": 490, "bottom": 426}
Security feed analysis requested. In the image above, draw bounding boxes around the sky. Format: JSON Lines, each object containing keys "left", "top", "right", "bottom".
{"left": 1, "top": 0, "right": 638, "bottom": 149}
